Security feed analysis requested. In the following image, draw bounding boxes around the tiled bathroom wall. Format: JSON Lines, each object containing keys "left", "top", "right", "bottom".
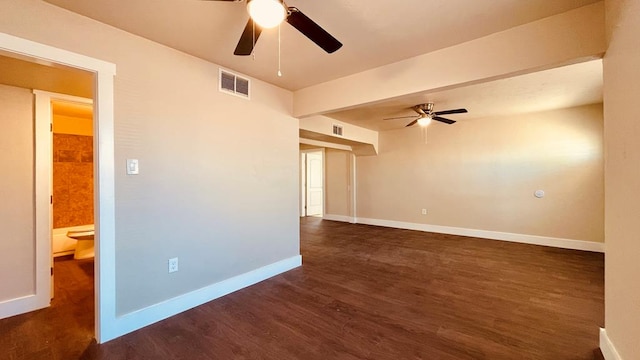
{"left": 53, "top": 134, "right": 93, "bottom": 228}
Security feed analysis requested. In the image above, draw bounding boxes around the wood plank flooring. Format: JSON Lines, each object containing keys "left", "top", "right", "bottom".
{"left": 0, "top": 218, "right": 604, "bottom": 359}
{"left": 0, "top": 256, "right": 95, "bottom": 359}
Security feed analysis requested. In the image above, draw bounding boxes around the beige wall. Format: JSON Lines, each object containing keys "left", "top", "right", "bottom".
{"left": 325, "top": 149, "right": 351, "bottom": 217}
{"left": 603, "top": 0, "right": 640, "bottom": 358}
{"left": 0, "top": 84, "right": 35, "bottom": 302}
{"left": 357, "top": 104, "right": 604, "bottom": 242}
{"left": 1, "top": 0, "right": 299, "bottom": 316}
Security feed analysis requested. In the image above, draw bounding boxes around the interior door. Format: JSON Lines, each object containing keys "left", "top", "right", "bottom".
{"left": 0, "top": 90, "right": 52, "bottom": 320}
{"left": 305, "top": 151, "right": 323, "bottom": 216}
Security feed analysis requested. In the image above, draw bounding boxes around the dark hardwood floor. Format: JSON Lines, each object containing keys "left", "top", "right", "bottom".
{"left": 0, "top": 218, "right": 604, "bottom": 359}
{"left": 0, "top": 255, "right": 95, "bottom": 359}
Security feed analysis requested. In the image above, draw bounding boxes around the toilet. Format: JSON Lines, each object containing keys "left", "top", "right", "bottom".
{"left": 66, "top": 228, "right": 95, "bottom": 260}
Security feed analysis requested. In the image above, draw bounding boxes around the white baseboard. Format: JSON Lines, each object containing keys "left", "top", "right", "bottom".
{"left": 600, "top": 328, "right": 623, "bottom": 360}
{"left": 102, "top": 255, "right": 302, "bottom": 342}
{"left": 354, "top": 217, "right": 604, "bottom": 253}
{"left": 323, "top": 214, "right": 356, "bottom": 223}
{"left": 0, "top": 294, "right": 49, "bottom": 320}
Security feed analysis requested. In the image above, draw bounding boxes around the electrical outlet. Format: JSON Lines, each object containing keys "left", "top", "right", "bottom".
{"left": 168, "top": 257, "right": 179, "bottom": 273}
{"left": 421, "top": 208, "right": 427, "bottom": 215}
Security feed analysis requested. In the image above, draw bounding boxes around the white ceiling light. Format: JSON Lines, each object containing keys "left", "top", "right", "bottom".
{"left": 417, "top": 114, "right": 432, "bottom": 127}
{"left": 247, "top": 0, "right": 286, "bottom": 29}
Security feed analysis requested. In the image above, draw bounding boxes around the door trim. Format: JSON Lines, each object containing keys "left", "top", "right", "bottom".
{"left": 34, "top": 90, "right": 93, "bottom": 300}
{"left": 350, "top": 153, "right": 357, "bottom": 219}
{"left": 300, "top": 153, "right": 306, "bottom": 217}
{"left": 0, "top": 33, "right": 116, "bottom": 343}
{"left": 300, "top": 148, "right": 325, "bottom": 217}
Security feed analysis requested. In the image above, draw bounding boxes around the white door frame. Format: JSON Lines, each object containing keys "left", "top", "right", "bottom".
{"left": 0, "top": 33, "right": 116, "bottom": 343}
{"left": 349, "top": 153, "right": 357, "bottom": 221}
{"left": 300, "top": 153, "right": 306, "bottom": 217}
{"left": 300, "top": 148, "right": 325, "bottom": 217}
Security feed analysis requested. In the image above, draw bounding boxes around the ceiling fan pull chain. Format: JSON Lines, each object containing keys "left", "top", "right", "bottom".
{"left": 277, "top": 23, "right": 282, "bottom": 77}
{"left": 252, "top": 20, "right": 256, "bottom": 60}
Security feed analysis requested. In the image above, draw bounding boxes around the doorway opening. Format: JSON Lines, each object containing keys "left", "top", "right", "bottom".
{"left": 0, "top": 32, "right": 116, "bottom": 343}
{"left": 48, "top": 97, "right": 96, "bottom": 329}
{"left": 50, "top": 98, "right": 95, "bottom": 259}
{"left": 300, "top": 149, "right": 325, "bottom": 217}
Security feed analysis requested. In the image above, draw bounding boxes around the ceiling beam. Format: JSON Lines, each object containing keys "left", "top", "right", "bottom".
{"left": 293, "top": 2, "right": 605, "bottom": 118}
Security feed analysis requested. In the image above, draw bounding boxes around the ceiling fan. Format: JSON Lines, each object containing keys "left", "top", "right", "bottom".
{"left": 203, "top": 0, "right": 342, "bottom": 56}
{"left": 384, "top": 103, "right": 468, "bottom": 127}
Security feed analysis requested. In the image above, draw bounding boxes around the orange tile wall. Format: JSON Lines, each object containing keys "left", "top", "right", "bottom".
{"left": 53, "top": 134, "right": 93, "bottom": 228}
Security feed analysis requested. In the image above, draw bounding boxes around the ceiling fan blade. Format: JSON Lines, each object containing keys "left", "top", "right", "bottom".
{"left": 383, "top": 115, "right": 419, "bottom": 120}
{"left": 434, "top": 108, "right": 467, "bottom": 116}
{"left": 286, "top": 7, "right": 342, "bottom": 53}
{"left": 405, "top": 119, "right": 418, "bottom": 127}
{"left": 234, "top": 18, "right": 263, "bottom": 56}
{"left": 433, "top": 116, "right": 456, "bottom": 124}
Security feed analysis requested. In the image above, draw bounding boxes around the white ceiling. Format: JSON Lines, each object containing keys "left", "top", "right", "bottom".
{"left": 52, "top": 100, "right": 93, "bottom": 119}
{"left": 38, "top": 0, "right": 603, "bottom": 132}
{"left": 326, "top": 60, "right": 603, "bottom": 131}
{"left": 42, "top": 0, "right": 599, "bottom": 91}
{"left": 0, "top": 54, "right": 92, "bottom": 98}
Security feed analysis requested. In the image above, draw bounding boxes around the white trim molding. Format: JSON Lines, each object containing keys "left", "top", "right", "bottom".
{"left": 0, "top": 295, "right": 45, "bottom": 319}
{"left": 323, "top": 214, "right": 356, "bottom": 224}
{"left": 600, "top": 328, "right": 623, "bottom": 360}
{"left": 0, "top": 32, "right": 117, "bottom": 344}
{"left": 352, "top": 217, "right": 605, "bottom": 253}
{"left": 0, "top": 33, "right": 116, "bottom": 74}
{"left": 102, "top": 255, "right": 302, "bottom": 341}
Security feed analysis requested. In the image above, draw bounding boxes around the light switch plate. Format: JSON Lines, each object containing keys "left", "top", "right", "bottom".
{"left": 126, "top": 159, "right": 139, "bottom": 175}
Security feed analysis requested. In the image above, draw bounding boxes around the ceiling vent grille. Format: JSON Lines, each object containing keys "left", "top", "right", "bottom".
{"left": 219, "top": 69, "right": 250, "bottom": 99}
{"left": 332, "top": 124, "right": 344, "bottom": 136}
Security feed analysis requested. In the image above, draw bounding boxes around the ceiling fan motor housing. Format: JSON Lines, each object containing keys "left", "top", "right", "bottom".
{"left": 416, "top": 103, "right": 434, "bottom": 115}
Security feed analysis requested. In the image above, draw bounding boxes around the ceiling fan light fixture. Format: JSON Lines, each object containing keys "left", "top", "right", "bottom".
{"left": 247, "top": 0, "right": 286, "bottom": 29}
{"left": 417, "top": 114, "right": 432, "bottom": 127}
